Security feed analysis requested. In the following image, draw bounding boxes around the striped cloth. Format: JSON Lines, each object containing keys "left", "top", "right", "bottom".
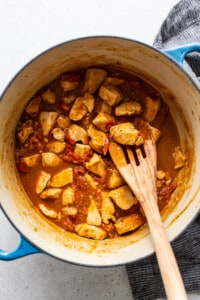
{"left": 126, "top": 1, "right": 200, "bottom": 299}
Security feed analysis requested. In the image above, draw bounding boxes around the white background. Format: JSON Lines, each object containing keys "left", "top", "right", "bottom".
{"left": 1, "top": 1, "right": 200, "bottom": 299}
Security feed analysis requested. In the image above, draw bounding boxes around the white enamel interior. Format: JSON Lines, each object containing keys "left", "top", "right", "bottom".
{"left": 0, "top": 37, "right": 200, "bottom": 266}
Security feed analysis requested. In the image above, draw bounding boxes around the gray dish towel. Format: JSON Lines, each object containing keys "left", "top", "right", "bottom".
{"left": 126, "top": 1, "right": 200, "bottom": 299}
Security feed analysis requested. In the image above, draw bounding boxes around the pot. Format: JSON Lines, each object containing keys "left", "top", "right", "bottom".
{"left": 0, "top": 37, "right": 200, "bottom": 266}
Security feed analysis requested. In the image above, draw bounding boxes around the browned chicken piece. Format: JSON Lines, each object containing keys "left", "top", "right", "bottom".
{"left": 62, "top": 186, "right": 75, "bottom": 205}
{"left": 88, "top": 124, "right": 107, "bottom": 153}
{"left": 40, "top": 188, "right": 62, "bottom": 199}
{"left": 60, "top": 74, "right": 80, "bottom": 92}
{"left": 83, "top": 93, "right": 95, "bottom": 113}
{"left": 83, "top": 68, "right": 107, "bottom": 94}
{"left": 99, "top": 85, "right": 123, "bottom": 106}
{"left": 173, "top": 147, "right": 186, "bottom": 169}
{"left": 36, "top": 171, "right": 51, "bottom": 194}
{"left": 25, "top": 96, "right": 41, "bottom": 117}
{"left": 92, "top": 112, "right": 115, "bottom": 132}
{"left": 38, "top": 203, "right": 58, "bottom": 218}
{"left": 51, "top": 128, "right": 65, "bottom": 141}
{"left": 87, "top": 198, "right": 102, "bottom": 226}
{"left": 74, "top": 144, "right": 91, "bottom": 157}
{"left": 75, "top": 223, "right": 107, "bottom": 240}
{"left": 57, "top": 115, "right": 71, "bottom": 129}
{"left": 62, "top": 206, "right": 77, "bottom": 216}
{"left": 23, "top": 154, "right": 41, "bottom": 167}
{"left": 115, "top": 214, "right": 144, "bottom": 235}
{"left": 69, "top": 96, "right": 88, "bottom": 121}
{"left": 84, "top": 173, "right": 98, "bottom": 190}
{"left": 110, "top": 122, "right": 141, "bottom": 145}
{"left": 85, "top": 153, "right": 106, "bottom": 178}
{"left": 150, "top": 125, "right": 161, "bottom": 142}
{"left": 101, "top": 192, "right": 115, "bottom": 224}
{"left": 143, "top": 96, "right": 161, "bottom": 122}
{"left": 95, "top": 99, "right": 112, "bottom": 115}
{"left": 41, "top": 152, "right": 61, "bottom": 167}
{"left": 109, "top": 185, "right": 138, "bottom": 210}
{"left": 115, "top": 101, "right": 142, "bottom": 117}
{"left": 17, "top": 120, "right": 33, "bottom": 143}
{"left": 39, "top": 111, "right": 58, "bottom": 137}
{"left": 103, "top": 77, "right": 125, "bottom": 86}
{"left": 106, "top": 168, "right": 125, "bottom": 189}
{"left": 62, "top": 92, "right": 76, "bottom": 104}
{"left": 50, "top": 168, "right": 73, "bottom": 187}
{"left": 68, "top": 124, "right": 89, "bottom": 144}
{"left": 47, "top": 141, "right": 65, "bottom": 154}
{"left": 41, "top": 89, "right": 56, "bottom": 104}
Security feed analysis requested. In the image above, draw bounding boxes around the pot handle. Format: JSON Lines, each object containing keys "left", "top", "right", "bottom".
{"left": 164, "top": 44, "right": 200, "bottom": 65}
{"left": 0, "top": 235, "right": 41, "bottom": 260}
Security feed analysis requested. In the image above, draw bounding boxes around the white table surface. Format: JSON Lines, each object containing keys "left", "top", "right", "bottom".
{"left": 1, "top": 1, "right": 200, "bottom": 299}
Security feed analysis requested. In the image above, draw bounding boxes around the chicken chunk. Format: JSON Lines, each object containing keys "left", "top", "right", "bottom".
{"left": 41, "top": 152, "right": 61, "bottom": 167}
{"left": 57, "top": 115, "right": 71, "bottom": 129}
{"left": 25, "top": 96, "right": 41, "bottom": 117}
{"left": 23, "top": 154, "right": 40, "bottom": 167}
{"left": 75, "top": 223, "right": 107, "bottom": 240}
{"left": 39, "top": 111, "right": 58, "bottom": 136}
{"left": 51, "top": 128, "right": 65, "bottom": 141}
{"left": 103, "top": 77, "right": 125, "bottom": 86}
{"left": 74, "top": 144, "right": 91, "bottom": 157}
{"left": 106, "top": 168, "right": 124, "bottom": 189}
{"left": 115, "top": 214, "right": 144, "bottom": 235}
{"left": 99, "top": 85, "right": 123, "bottom": 106}
{"left": 115, "top": 101, "right": 142, "bottom": 117}
{"left": 62, "top": 186, "right": 75, "bottom": 205}
{"left": 47, "top": 141, "right": 65, "bottom": 154}
{"left": 17, "top": 120, "right": 33, "bottom": 143}
{"left": 83, "top": 68, "right": 107, "bottom": 94}
{"left": 62, "top": 92, "right": 76, "bottom": 104}
{"left": 95, "top": 99, "right": 112, "bottom": 115}
{"left": 39, "top": 203, "right": 58, "bottom": 218}
{"left": 36, "top": 171, "right": 51, "bottom": 194}
{"left": 110, "top": 122, "right": 140, "bottom": 145}
{"left": 69, "top": 96, "right": 87, "bottom": 121}
{"left": 50, "top": 168, "right": 73, "bottom": 187}
{"left": 41, "top": 89, "right": 56, "bottom": 104}
{"left": 40, "top": 188, "right": 62, "bottom": 199}
{"left": 62, "top": 206, "right": 77, "bottom": 216}
{"left": 60, "top": 73, "right": 80, "bottom": 92}
{"left": 88, "top": 124, "right": 106, "bottom": 153}
{"left": 68, "top": 124, "right": 88, "bottom": 145}
{"left": 109, "top": 185, "right": 138, "bottom": 210}
{"left": 87, "top": 199, "right": 101, "bottom": 226}
{"left": 92, "top": 112, "right": 115, "bottom": 132}
{"left": 85, "top": 153, "right": 106, "bottom": 178}
{"left": 83, "top": 93, "right": 95, "bottom": 113}
{"left": 84, "top": 173, "right": 98, "bottom": 190}
{"left": 173, "top": 147, "right": 186, "bottom": 169}
{"left": 101, "top": 192, "right": 115, "bottom": 224}
{"left": 143, "top": 96, "right": 161, "bottom": 122}
{"left": 150, "top": 126, "right": 161, "bottom": 143}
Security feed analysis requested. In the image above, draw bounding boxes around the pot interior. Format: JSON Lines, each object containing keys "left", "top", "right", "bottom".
{"left": 0, "top": 37, "right": 200, "bottom": 266}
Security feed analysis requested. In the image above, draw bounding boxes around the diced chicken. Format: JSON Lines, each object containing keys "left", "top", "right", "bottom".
{"left": 92, "top": 112, "right": 115, "bottom": 132}
{"left": 52, "top": 128, "right": 65, "bottom": 141}
{"left": 156, "top": 170, "right": 166, "bottom": 180}
{"left": 17, "top": 120, "right": 33, "bottom": 143}
{"left": 68, "top": 124, "right": 88, "bottom": 145}
{"left": 39, "top": 111, "right": 58, "bottom": 136}
{"left": 50, "top": 168, "right": 73, "bottom": 187}
{"left": 69, "top": 96, "right": 87, "bottom": 121}
{"left": 85, "top": 153, "right": 106, "bottom": 178}
{"left": 74, "top": 144, "right": 91, "bottom": 157}
{"left": 83, "top": 93, "right": 95, "bottom": 113}
{"left": 95, "top": 99, "right": 112, "bottom": 115}
{"left": 143, "top": 96, "right": 161, "bottom": 122}
{"left": 106, "top": 168, "right": 124, "bottom": 189}
{"left": 41, "top": 89, "right": 56, "bottom": 104}
{"left": 25, "top": 96, "right": 41, "bottom": 117}
{"left": 62, "top": 186, "right": 75, "bottom": 205}
{"left": 83, "top": 68, "right": 107, "bottom": 94}
{"left": 115, "top": 101, "right": 142, "bottom": 117}
{"left": 60, "top": 73, "right": 80, "bottom": 92}
{"left": 87, "top": 199, "right": 101, "bottom": 226}
{"left": 101, "top": 192, "right": 115, "bottom": 224}
{"left": 36, "top": 171, "right": 51, "bottom": 194}
{"left": 41, "top": 152, "right": 61, "bottom": 167}
{"left": 57, "top": 115, "right": 71, "bottom": 129}
{"left": 40, "top": 188, "right": 62, "bottom": 199}
{"left": 88, "top": 124, "right": 106, "bottom": 153}
{"left": 103, "top": 77, "right": 125, "bottom": 86}
{"left": 75, "top": 223, "right": 107, "bottom": 240}
{"left": 110, "top": 122, "right": 140, "bottom": 145}
{"left": 99, "top": 85, "right": 123, "bottom": 106}
{"left": 109, "top": 185, "right": 138, "bottom": 210}
{"left": 47, "top": 141, "right": 65, "bottom": 154}
{"left": 150, "top": 126, "right": 161, "bottom": 143}
{"left": 84, "top": 173, "right": 98, "bottom": 190}
{"left": 173, "top": 147, "right": 186, "bottom": 169}
{"left": 115, "top": 214, "right": 144, "bottom": 235}
{"left": 23, "top": 154, "right": 40, "bottom": 167}
{"left": 62, "top": 92, "right": 76, "bottom": 104}
{"left": 38, "top": 203, "right": 58, "bottom": 218}
{"left": 62, "top": 206, "right": 77, "bottom": 216}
